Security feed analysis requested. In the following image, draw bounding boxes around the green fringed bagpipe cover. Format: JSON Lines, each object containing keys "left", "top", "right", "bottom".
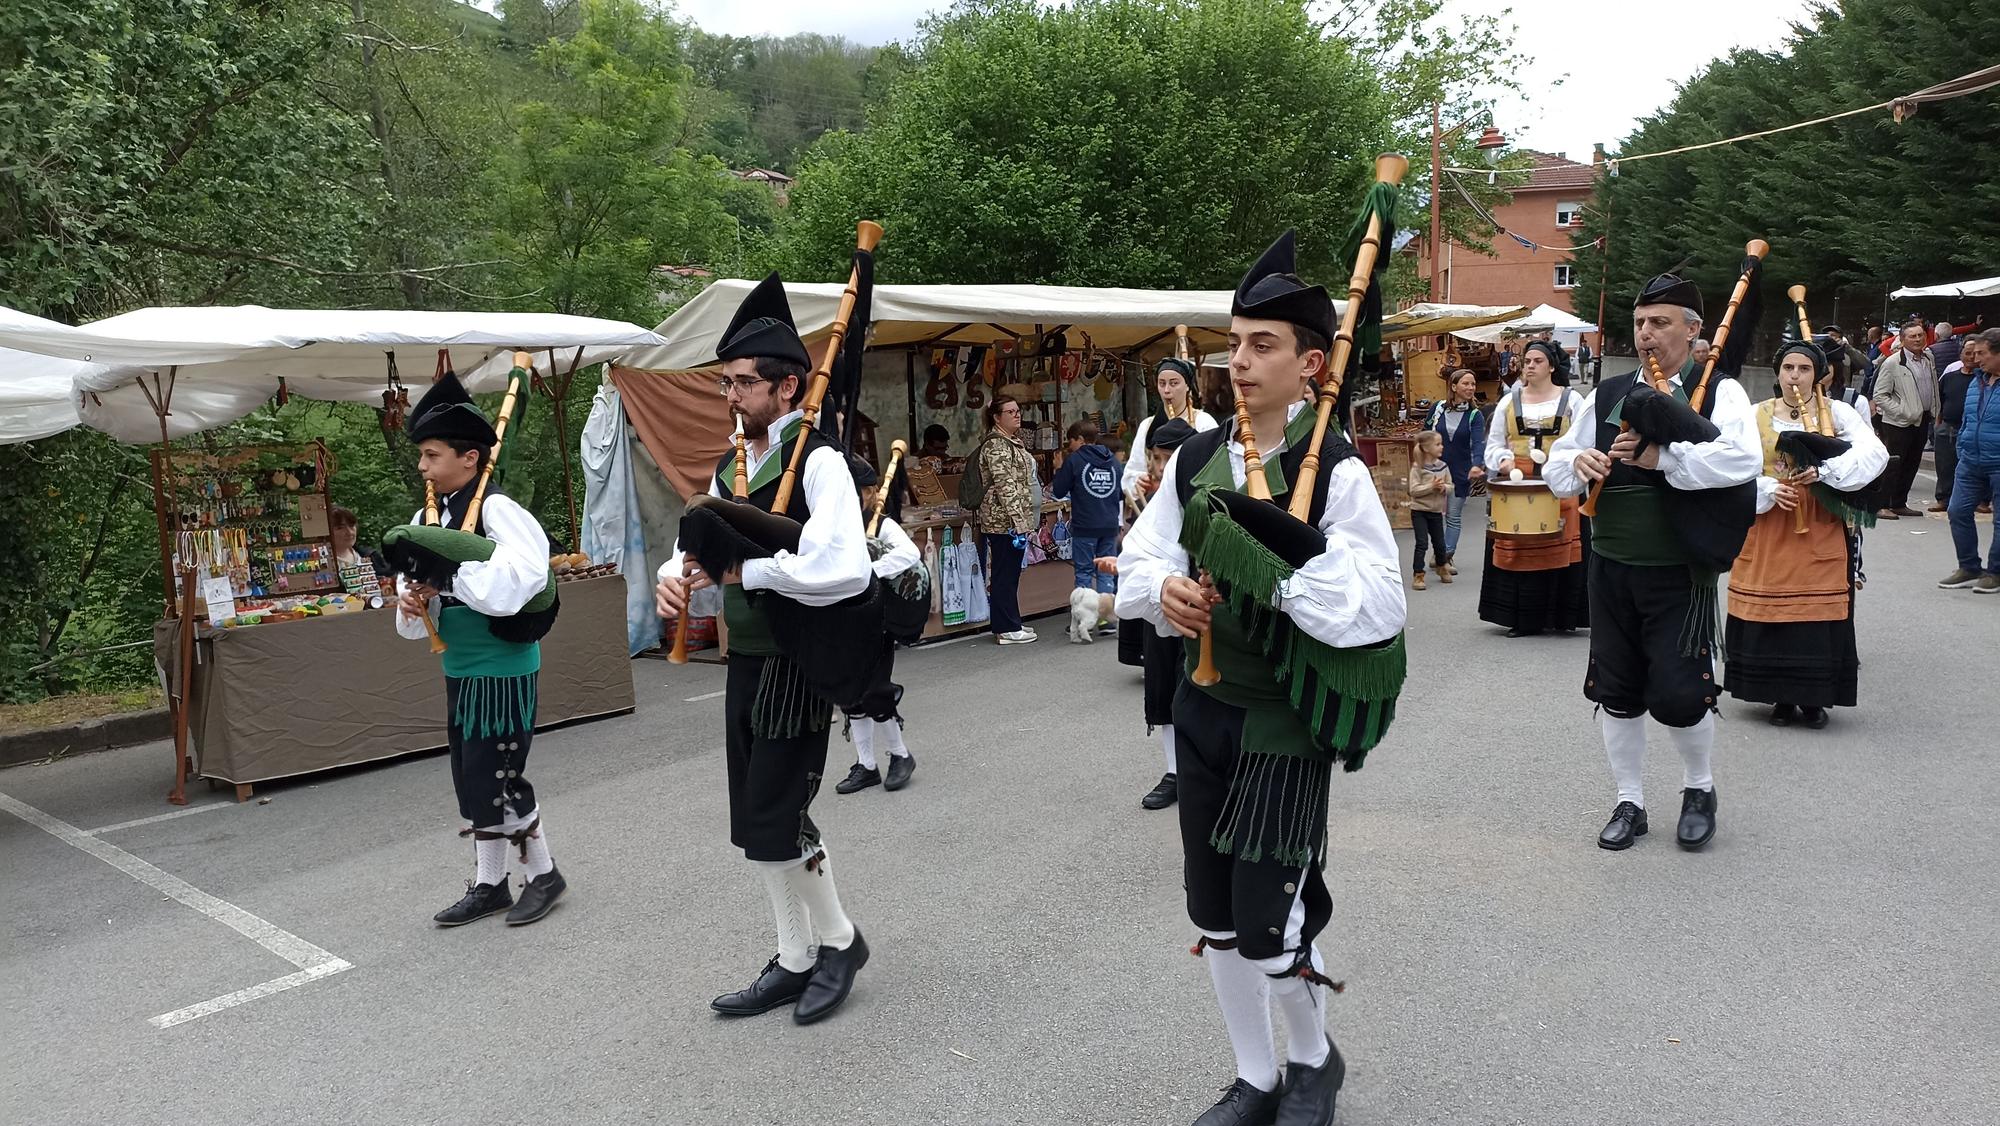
{"left": 380, "top": 523, "right": 560, "bottom": 644}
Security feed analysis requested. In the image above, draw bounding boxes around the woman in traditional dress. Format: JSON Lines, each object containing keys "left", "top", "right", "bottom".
{"left": 1722, "top": 342, "right": 1887, "bottom": 728}
{"left": 1480, "top": 340, "right": 1589, "bottom": 636}
{"left": 1423, "top": 368, "right": 1488, "bottom": 576}
{"left": 1117, "top": 356, "right": 1219, "bottom": 667}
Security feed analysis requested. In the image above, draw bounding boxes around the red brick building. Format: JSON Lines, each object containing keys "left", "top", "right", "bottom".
{"left": 1425, "top": 150, "right": 1600, "bottom": 317}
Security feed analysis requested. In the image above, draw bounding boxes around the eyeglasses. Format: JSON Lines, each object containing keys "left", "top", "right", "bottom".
{"left": 997, "top": 406, "right": 1020, "bottom": 417}
{"left": 715, "top": 376, "right": 772, "bottom": 396}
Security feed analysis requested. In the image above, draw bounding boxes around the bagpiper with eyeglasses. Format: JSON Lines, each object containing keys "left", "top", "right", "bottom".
{"left": 653, "top": 273, "right": 876, "bottom": 1025}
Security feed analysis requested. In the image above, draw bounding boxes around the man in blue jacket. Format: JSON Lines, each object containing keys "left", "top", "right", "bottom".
{"left": 1940, "top": 328, "right": 2000, "bottom": 593}
{"left": 1052, "top": 420, "right": 1123, "bottom": 594}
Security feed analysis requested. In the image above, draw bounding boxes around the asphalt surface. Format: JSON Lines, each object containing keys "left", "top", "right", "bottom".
{"left": 2, "top": 503, "right": 1994, "bottom": 1126}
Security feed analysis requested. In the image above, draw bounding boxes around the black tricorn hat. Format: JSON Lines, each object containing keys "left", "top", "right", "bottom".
{"left": 1233, "top": 230, "right": 1336, "bottom": 342}
{"left": 405, "top": 368, "right": 497, "bottom": 447}
{"left": 718, "top": 272, "right": 811, "bottom": 367}
{"left": 1635, "top": 273, "right": 1704, "bottom": 317}
{"left": 1148, "top": 417, "right": 1197, "bottom": 451}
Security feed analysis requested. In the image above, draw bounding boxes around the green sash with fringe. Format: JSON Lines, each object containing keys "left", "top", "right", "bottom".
{"left": 439, "top": 605, "right": 538, "bottom": 742}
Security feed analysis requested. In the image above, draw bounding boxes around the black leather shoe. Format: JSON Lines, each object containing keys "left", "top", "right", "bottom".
{"left": 1800, "top": 706, "right": 1830, "bottom": 730}
{"left": 505, "top": 866, "right": 566, "bottom": 925}
{"left": 711, "top": 956, "right": 814, "bottom": 1016}
{"left": 1141, "top": 773, "right": 1179, "bottom": 810}
{"left": 1275, "top": 1037, "right": 1345, "bottom": 1126}
{"left": 1598, "top": 801, "right": 1648, "bottom": 850}
{"left": 794, "top": 930, "right": 869, "bottom": 1024}
{"left": 834, "top": 763, "right": 881, "bottom": 794}
{"left": 1192, "top": 1078, "right": 1284, "bottom": 1126}
{"left": 884, "top": 752, "right": 915, "bottom": 791}
{"left": 1768, "top": 703, "right": 1797, "bottom": 726}
{"left": 433, "top": 880, "right": 512, "bottom": 926}
{"left": 1677, "top": 787, "right": 1717, "bottom": 850}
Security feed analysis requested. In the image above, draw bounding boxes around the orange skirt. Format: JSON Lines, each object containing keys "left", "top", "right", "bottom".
{"left": 1493, "top": 496, "right": 1583, "bottom": 572}
{"left": 1728, "top": 497, "right": 1849, "bottom": 623}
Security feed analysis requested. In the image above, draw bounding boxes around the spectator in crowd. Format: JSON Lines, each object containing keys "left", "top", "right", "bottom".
{"left": 920, "top": 423, "right": 951, "bottom": 460}
{"left": 1930, "top": 322, "right": 1963, "bottom": 375}
{"left": 1873, "top": 323, "right": 1938, "bottom": 519}
{"left": 1422, "top": 368, "right": 1487, "bottom": 572}
{"left": 1821, "top": 325, "right": 1869, "bottom": 400}
{"left": 974, "top": 395, "right": 1042, "bottom": 644}
{"left": 1495, "top": 343, "right": 1516, "bottom": 384}
{"left": 1050, "top": 420, "right": 1121, "bottom": 597}
{"left": 1691, "top": 338, "right": 1713, "bottom": 370}
{"left": 1938, "top": 328, "right": 2000, "bottom": 593}
{"left": 1576, "top": 337, "right": 1596, "bottom": 384}
{"left": 1406, "top": 430, "right": 1451, "bottom": 590}
{"left": 1932, "top": 334, "right": 1984, "bottom": 512}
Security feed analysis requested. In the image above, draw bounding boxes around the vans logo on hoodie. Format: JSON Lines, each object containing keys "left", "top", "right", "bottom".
{"left": 1082, "top": 464, "right": 1117, "bottom": 499}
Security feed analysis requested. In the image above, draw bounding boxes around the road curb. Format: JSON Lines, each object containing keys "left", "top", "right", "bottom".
{"left": 0, "top": 709, "right": 171, "bottom": 769}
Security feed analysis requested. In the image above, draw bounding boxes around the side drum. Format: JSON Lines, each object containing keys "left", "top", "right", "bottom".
{"left": 1487, "top": 479, "right": 1565, "bottom": 541}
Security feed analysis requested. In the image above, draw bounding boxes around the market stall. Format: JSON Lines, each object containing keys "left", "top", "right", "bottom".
{"left": 0, "top": 307, "right": 666, "bottom": 803}
{"left": 599, "top": 285, "right": 1527, "bottom": 647}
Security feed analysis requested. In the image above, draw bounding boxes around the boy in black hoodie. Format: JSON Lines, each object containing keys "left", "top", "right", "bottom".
{"left": 1052, "top": 420, "right": 1123, "bottom": 595}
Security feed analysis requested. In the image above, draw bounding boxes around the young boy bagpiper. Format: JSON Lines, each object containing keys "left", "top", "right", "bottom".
{"left": 384, "top": 358, "right": 567, "bottom": 927}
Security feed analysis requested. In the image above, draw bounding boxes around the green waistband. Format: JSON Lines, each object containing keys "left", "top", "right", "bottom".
{"left": 1590, "top": 486, "right": 1694, "bottom": 566}
{"left": 724, "top": 584, "right": 779, "bottom": 656}
{"left": 439, "top": 605, "right": 540, "bottom": 678}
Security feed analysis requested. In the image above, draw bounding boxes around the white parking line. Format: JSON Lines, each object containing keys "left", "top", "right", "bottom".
{"left": 86, "top": 801, "right": 235, "bottom": 836}
{"left": 0, "top": 790, "right": 352, "bottom": 1029}
{"left": 683, "top": 689, "right": 727, "bottom": 702}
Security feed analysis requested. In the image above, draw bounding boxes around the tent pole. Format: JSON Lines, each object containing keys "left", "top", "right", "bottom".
{"left": 168, "top": 563, "right": 197, "bottom": 806}
{"left": 904, "top": 350, "right": 918, "bottom": 447}
{"left": 547, "top": 346, "right": 584, "bottom": 549}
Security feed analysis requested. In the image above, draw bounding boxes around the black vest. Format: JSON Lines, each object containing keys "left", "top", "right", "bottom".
{"left": 1591, "top": 370, "right": 1756, "bottom": 570}
{"left": 1173, "top": 419, "right": 1357, "bottom": 526}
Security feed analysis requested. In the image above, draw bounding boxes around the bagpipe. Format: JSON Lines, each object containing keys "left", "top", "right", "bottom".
{"left": 381, "top": 352, "right": 560, "bottom": 651}
{"left": 671, "top": 221, "right": 893, "bottom": 709}
{"left": 1777, "top": 286, "right": 1880, "bottom": 528}
{"left": 1178, "top": 156, "right": 1411, "bottom": 771}
{"left": 867, "top": 439, "right": 932, "bottom": 644}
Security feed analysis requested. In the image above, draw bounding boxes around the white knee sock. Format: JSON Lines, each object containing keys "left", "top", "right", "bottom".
{"left": 878, "top": 719, "right": 909, "bottom": 760}
{"left": 1204, "top": 937, "right": 1280, "bottom": 1093}
{"left": 1669, "top": 713, "right": 1715, "bottom": 791}
{"left": 1159, "top": 723, "right": 1178, "bottom": 775}
{"left": 1602, "top": 712, "right": 1647, "bottom": 807}
{"left": 474, "top": 837, "right": 507, "bottom": 887}
{"left": 788, "top": 846, "right": 857, "bottom": 952}
{"left": 1269, "top": 944, "right": 1331, "bottom": 1069}
{"left": 850, "top": 718, "right": 878, "bottom": 770}
{"left": 756, "top": 860, "right": 815, "bottom": 973}
{"left": 520, "top": 821, "right": 554, "bottom": 879}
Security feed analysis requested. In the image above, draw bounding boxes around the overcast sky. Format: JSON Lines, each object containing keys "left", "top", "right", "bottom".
{"left": 671, "top": 0, "right": 1826, "bottom": 162}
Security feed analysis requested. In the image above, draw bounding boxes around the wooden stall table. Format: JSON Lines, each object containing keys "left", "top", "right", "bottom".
{"left": 156, "top": 574, "right": 636, "bottom": 799}
{"left": 1356, "top": 435, "right": 1417, "bottom": 530}
{"left": 901, "top": 502, "right": 1073, "bottom": 641}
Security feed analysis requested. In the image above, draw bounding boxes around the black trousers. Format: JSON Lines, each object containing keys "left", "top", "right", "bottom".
{"left": 1935, "top": 426, "right": 1959, "bottom": 504}
{"left": 1876, "top": 415, "right": 1930, "bottom": 510}
{"left": 982, "top": 533, "right": 1025, "bottom": 634}
{"left": 724, "top": 655, "right": 831, "bottom": 862}
{"left": 1141, "top": 627, "right": 1182, "bottom": 729}
{"left": 1410, "top": 510, "right": 1445, "bottom": 573}
{"left": 1173, "top": 683, "right": 1332, "bottom": 965}
{"left": 445, "top": 676, "right": 537, "bottom": 826}
{"left": 1583, "top": 557, "right": 1716, "bottom": 728}
{"left": 842, "top": 642, "right": 902, "bottom": 722}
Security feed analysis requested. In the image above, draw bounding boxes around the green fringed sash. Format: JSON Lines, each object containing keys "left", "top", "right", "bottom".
{"left": 1178, "top": 483, "right": 1408, "bottom": 773}
{"left": 448, "top": 673, "right": 538, "bottom": 743}
{"left": 1809, "top": 483, "right": 1879, "bottom": 529}
{"left": 1212, "top": 750, "right": 1334, "bottom": 869}
{"left": 751, "top": 654, "right": 831, "bottom": 740}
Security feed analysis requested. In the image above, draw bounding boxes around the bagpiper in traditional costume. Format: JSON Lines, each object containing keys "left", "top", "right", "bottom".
{"left": 1134, "top": 416, "right": 1198, "bottom": 812}
{"left": 1722, "top": 341, "right": 1887, "bottom": 728}
{"left": 1544, "top": 268, "right": 1765, "bottom": 853}
{"left": 386, "top": 364, "right": 568, "bottom": 927}
{"left": 834, "top": 453, "right": 926, "bottom": 794}
{"left": 1117, "top": 207, "right": 1409, "bottom": 1126}
{"left": 1479, "top": 340, "right": 1590, "bottom": 635}
{"left": 653, "top": 273, "right": 876, "bottom": 1024}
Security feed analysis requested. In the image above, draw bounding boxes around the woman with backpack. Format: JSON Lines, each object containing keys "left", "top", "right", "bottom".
{"left": 967, "top": 394, "right": 1042, "bottom": 644}
{"left": 1424, "top": 368, "right": 1488, "bottom": 574}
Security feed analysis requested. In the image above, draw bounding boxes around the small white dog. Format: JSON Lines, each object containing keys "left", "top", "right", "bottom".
{"left": 1068, "top": 587, "right": 1114, "bottom": 643}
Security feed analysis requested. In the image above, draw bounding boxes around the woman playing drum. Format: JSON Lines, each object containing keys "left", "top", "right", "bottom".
{"left": 1480, "top": 340, "right": 1589, "bottom": 636}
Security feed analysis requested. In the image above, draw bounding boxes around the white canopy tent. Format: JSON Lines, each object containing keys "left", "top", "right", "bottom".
{"left": 0, "top": 307, "right": 240, "bottom": 445}
{"left": 1889, "top": 275, "right": 2000, "bottom": 300}
{"left": 0, "top": 305, "right": 667, "bottom": 444}
{"left": 619, "top": 281, "right": 1527, "bottom": 372}
{"left": 1448, "top": 302, "right": 1599, "bottom": 345}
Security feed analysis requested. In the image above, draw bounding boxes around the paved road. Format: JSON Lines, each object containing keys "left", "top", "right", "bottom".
{"left": 3, "top": 507, "right": 1994, "bottom": 1126}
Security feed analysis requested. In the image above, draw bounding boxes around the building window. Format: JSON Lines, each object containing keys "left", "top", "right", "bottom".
{"left": 1556, "top": 201, "right": 1582, "bottom": 226}
{"left": 1554, "top": 265, "right": 1576, "bottom": 289}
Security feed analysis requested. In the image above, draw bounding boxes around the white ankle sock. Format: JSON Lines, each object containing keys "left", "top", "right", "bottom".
{"left": 1204, "top": 937, "right": 1280, "bottom": 1093}
{"left": 788, "top": 846, "right": 857, "bottom": 952}
{"left": 1269, "top": 945, "right": 1331, "bottom": 1068}
{"left": 1669, "top": 713, "right": 1715, "bottom": 791}
{"left": 1601, "top": 712, "right": 1647, "bottom": 807}
{"left": 474, "top": 837, "right": 507, "bottom": 887}
{"left": 756, "top": 861, "right": 815, "bottom": 973}
{"left": 1159, "top": 723, "right": 1178, "bottom": 775}
{"left": 878, "top": 719, "right": 909, "bottom": 760}
{"left": 850, "top": 719, "right": 878, "bottom": 771}
{"left": 520, "top": 821, "right": 553, "bottom": 879}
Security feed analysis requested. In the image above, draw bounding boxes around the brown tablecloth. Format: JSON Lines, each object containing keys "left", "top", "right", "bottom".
{"left": 155, "top": 575, "right": 635, "bottom": 785}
